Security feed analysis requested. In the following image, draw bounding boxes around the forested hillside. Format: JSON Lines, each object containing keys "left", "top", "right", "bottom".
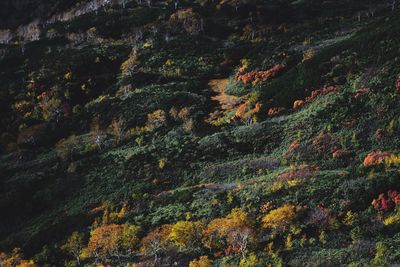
{"left": 1, "top": 0, "right": 400, "bottom": 266}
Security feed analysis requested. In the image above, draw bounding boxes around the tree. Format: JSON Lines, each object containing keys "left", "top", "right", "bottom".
{"left": 168, "top": 221, "right": 205, "bottom": 251}
{"left": 61, "top": 231, "right": 85, "bottom": 265}
{"left": 0, "top": 248, "right": 37, "bottom": 267}
{"left": 189, "top": 256, "right": 213, "bottom": 267}
{"left": 140, "top": 224, "right": 173, "bottom": 264}
{"left": 111, "top": 117, "right": 126, "bottom": 144}
{"left": 203, "top": 208, "right": 254, "bottom": 259}
{"left": 86, "top": 224, "right": 140, "bottom": 263}
{"left": 262, "top": 204, "right": 298, "bottom": 233}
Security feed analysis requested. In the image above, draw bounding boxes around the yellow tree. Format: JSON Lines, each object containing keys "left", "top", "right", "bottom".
{"left": 189, "top": 256, "right": 213, "bottom": 267}
{"left": 203, "top": 208, "right": 254, "bottom": 259}
{"left": 168, "top": 221, "right": 205, "bottom": 252}
{"left": 61, "top": 231, "right": 85, "bottom": 265}
{"left": 261, "top": 204, "right": 298, "bottom": 233}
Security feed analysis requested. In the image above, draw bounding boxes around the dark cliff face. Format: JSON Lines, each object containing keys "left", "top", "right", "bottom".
{"left": 0, "top": 0, "right": 80, "bottom": 29}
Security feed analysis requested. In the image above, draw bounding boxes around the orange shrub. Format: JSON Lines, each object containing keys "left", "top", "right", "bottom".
{"left": 236, "top": 64, "right": 285, "bottom": 85}
{"left": 267, "top": 107, "right": 286, "bottom": 117}
{"left": 363, "top": 151, "right": 392, "bottom": 167}
{"left": 305, "top": 85, "right": 338, "bottom": 103}
{"left": 293, "top": 100, "right": 304, "bottom": 109}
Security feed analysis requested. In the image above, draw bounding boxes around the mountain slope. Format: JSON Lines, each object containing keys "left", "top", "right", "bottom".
{"left": 1, "top": 1, "right": 400, "bottom": 266}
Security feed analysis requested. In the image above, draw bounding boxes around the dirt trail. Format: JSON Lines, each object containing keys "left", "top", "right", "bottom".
{"left": 206, "top": 78, "right": 242, "bottom": 123}
{"left": 208, "top": 79, "right": 241, "bottom": 110}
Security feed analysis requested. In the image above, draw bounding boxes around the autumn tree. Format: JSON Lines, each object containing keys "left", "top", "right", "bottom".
{"left": 61, "top": 231, "right": 85, "bottom": 265}
{"left": 168, "top": 221, "right": 205, "bottom": 252}
{"left": 189, "top": 256, "right": 213, "bottom": 267}
{"left": 140, "top": 224, "right": 173, "bottom": 264}
{"left": 262, "top": 204, "right": 298, "bottom": 233}
{"left": 120, "top": 49, "right": 140, "bottom": 78}
{"left": 203, "top": 208, "right": 254, "bottom": 259}
{"left": 111, "top": 117, "right": 126, "bottom": 144}
{"left": 86, "top": 224, "right": 140, "bottom": 263}
{"left": 0, "top": 248, "right": 37, "bottom": 267}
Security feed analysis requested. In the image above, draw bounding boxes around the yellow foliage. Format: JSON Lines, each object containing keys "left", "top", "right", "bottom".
{"left": 262, "top": 204, "right": 298, "bottom": 232}
{"left": 189, "top": 256, "right": 213, "bottom": 267}
{"left": 384, "top": 212, "right": 400, "bottom": 225}
{"left": 168, "top": 221, "right": 205, "bottom": 250}
{"left": 64, "top": 71, "right": 73, "bottom": 80}
{"left": 159, "top": 159, "right": 166, "bottom": 169}
{"left": 239, "top": 253, "right": 259, "bottom": 267}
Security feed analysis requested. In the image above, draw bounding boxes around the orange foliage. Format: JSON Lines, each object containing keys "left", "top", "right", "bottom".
{"left": 292, "top": 100, "right": 304, "bottom": 109}
{"left": 305, "top": 85, "right": 338, "bottom": 103}
{"left": 141, "top": 224, "right": 173, "bottom": 262}
{"left": 252, "top": 102, "right": 262, "bottom": 113}
{"left": 267, "top": 107, "right": 286, "bottom": 117}
{"left": 236, "top": 64, "right": 285, "bottom": 85}
{"left": 292, "top": 85, "right": 338, "bottom": 109}
{"left": 203, "top": 208, "right": 253, "bottom": 258}
{"left": 363, "top": 151, "right": 392, "bottom": 167}
{"left": 235, "top": 103, "right": 248, "bottom": 118}
{"left": 86, "top": 224, "right": 140, "bottom": 260}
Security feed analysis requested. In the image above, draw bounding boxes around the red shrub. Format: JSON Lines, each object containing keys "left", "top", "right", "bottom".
{"left": 396, "top": 79, "right": 400, "bottom": 93}
{"left": 372, "top": 190, "right": 400, "bottom": 212}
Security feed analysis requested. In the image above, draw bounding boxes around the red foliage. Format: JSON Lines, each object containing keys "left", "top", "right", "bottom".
{"left": 363, "top": 151, "right": 392, "bottom": 167}
{"left": 236, "top": 64, "right": 285, "bottom": 85}
{"left": 372, "top": 190, "right": 400, "bottom": 212}
{"left": 396, "top": 79, "right": 400, "bottom": 93}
